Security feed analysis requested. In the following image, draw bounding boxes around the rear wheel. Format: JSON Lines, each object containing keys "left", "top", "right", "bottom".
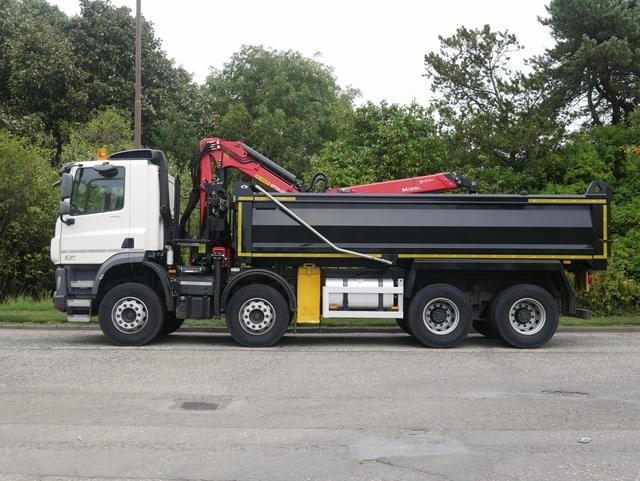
{"left": 407, "top": 284, "right": 472, "bottom": 348}
{"left": 491, "top": 284, "right": 559, "bottom": 348}
{"left": 226, "top": 284, "right": 290, "bottom": 347}
{"left": 98, "top": 283, "right": 164, "bottom": 346}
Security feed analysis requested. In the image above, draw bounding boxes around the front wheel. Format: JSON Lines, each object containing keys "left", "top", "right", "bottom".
{"left": 226, "top": 284, "right": 290, "bottom": 347}
{"left": 491, "top": 284, "right": 559, "bottom": 348}
{"left": 98, "top": 283, "right": 165, "bottom": 346}
{"left": 407, "top": 284, "right": 472, "bottom": 348}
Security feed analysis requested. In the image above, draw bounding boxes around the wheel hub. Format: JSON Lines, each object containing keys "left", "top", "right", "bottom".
{"left": 508, "top": 298, "right": 546, "bottom": 335}
{"left": 431, "top": 307, "right": 447, "bottom": 323}
{"left": 111, "top": 297, "right": 148, "bottom": 334}
{"left": 239, "top": 298, "right": 276, "bottom": 335}
{"left": 515, "top": 307, "right": 532, "bottom": 324}
{"left": 422, "top": 298, "right": 460, "bottom": 335}
{"left": 122, "top": 308, "right": 137, "bottom": 322}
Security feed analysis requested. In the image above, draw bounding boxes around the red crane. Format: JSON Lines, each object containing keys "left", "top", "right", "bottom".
{"left": 196, "top": 137, "right": 474, "bottom": 216}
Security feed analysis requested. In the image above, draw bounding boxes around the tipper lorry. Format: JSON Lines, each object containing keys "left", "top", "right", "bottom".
{"left": 51, "top": 138, "right": 611, "bottom": 348}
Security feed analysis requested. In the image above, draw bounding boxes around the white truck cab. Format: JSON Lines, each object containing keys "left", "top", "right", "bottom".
{"left": 52, "top": 150, "right": 175, "bottom": 324}
{"left": 51, "top": 159, "right": 170, "bottom": 265}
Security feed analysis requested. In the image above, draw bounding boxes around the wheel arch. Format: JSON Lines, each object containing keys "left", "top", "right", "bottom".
{"left": 221, "top": 269, "right": 296, "bottom": 313}
{"left": 92, "top": 253, "right": 174, "bottom": 312}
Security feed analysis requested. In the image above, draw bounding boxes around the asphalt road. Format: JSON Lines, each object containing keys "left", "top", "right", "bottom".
{"left": 1, "top": 328, "right": 640, "bottom": 481}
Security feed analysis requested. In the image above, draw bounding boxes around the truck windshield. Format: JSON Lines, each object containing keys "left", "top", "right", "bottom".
{"left": 70, "top": 167, "right": 125, "bottom": 215}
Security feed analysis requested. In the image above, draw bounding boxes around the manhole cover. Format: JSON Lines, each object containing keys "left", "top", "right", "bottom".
{"left": 180, "top": 401, "right": 219, "bottom": 411}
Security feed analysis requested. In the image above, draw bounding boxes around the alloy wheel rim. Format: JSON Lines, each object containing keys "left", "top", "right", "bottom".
{"left": 508, "top": 297, "right": 546, "bottom": 335}
{"left": 112, "top": 296, "right": 149, "bottom": 334}
{"left": 422, "top": 297, "right": 460, "bottom": 335}
{"left": 239, "top": 298, "right": 276, "bottom": 335}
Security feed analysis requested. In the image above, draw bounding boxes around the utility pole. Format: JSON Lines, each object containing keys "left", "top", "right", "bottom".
{"left": 134, "top": 0, "right": 142, "bottom": 148}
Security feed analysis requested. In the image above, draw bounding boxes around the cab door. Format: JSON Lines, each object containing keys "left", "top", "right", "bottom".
{"left": 59, "top": 163, "right": 131, "bottom": 265}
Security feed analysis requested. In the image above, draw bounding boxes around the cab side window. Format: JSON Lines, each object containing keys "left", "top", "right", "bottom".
{"left": 70, "top": 167, "right": 125, "bottom": 216}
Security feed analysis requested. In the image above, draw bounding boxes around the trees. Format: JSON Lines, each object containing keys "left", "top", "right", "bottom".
{"left": 0, "top": 131, "right": 57, "bottom": 300}
{"left": 0, "top": 0, "right": 200, "bottom": 163}
{"left": 2, "top": 1, "right": 86, "bottom": 162}
{"left": 310, "top": 102, "right": 448, "bottom": 188}
{"left": 150, "top": 74, "right": 216, "bottom": 172}
{"left": 540, "top": 0, "right": 640, "bottom": 125}
{"left": 68, "top": 0, "right": 197, "bottom": 148}
{"left": 424, "top": 25, "right": 562, "bottom": 187}
{"left": 62, "top": 108, "right": 133, "bottom": 163}
{"left": 203, "top": 46, "right": 354, "bottom": 174}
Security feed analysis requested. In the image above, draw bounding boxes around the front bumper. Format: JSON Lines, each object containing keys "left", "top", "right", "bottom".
{"left": 53, "top": 267, "right": 67, "bottom": 312}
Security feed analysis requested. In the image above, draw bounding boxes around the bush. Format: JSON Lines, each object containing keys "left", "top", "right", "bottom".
{"left": 579, "top": 266, "right": 640, "bottom": 316}
{"left": 62, "top": 108, "right": 133, "bottom": 162}
{"left": 0, "top": 131, "right": 57, "bottom": 300}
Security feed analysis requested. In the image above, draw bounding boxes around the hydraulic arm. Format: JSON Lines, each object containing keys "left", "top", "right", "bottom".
{"left": 196, "top": 137, "right": 474, "bottom": 196}
{"left": 179, "top": 137, "right": 475, "bottom": 238}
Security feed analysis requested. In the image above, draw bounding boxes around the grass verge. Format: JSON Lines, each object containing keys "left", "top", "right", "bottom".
{"left": 1, "top": 297, "right": 639, "bottom": 327}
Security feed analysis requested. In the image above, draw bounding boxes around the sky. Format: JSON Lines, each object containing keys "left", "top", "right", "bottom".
{"left": 49, "top": 0, "right": 555, "bottom": 105}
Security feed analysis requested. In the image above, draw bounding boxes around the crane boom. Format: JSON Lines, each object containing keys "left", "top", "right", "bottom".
{"left": 197, "top": 137, "right": 473, "bottom": 194}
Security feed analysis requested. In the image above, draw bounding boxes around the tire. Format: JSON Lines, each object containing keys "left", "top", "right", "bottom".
{"left": 396, "top": 317, "right": 412, "bottom": 334}
{"left": 407, "top": 284, "right": 472, "bottom": 348}
{"left": 491, "top": 284, "right": 559, "bottom": 348}
{"left": 472, "top": 319, "right": 496, "bottom": 338}
{"left": 226, "top": 284, "right": 290, "bottom": 347}
{"left": 98, "top": 283, "right": 165, "bottom": 346}
{"left": 161, "top": 312, "right": 184, "bottom": 335}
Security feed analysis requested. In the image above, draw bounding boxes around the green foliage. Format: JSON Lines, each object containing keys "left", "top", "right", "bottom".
{"left": 6, "top": 18, "right": 86, "bottom": 125}
{"left": 2, "top": 2, "right": 86, "bottom": 161}
{"left": 542, "top": 130, "right": 616, "bottom": 194}
{"left": 425, "top": 25, "right": 563, "bottom": 177}
{"left": 0, "top": 0, "right": 199, "bottom": 163}
{"left": 540, "top": 0, "right": 640, "bottom": 125}
{"left": 150, "top": 79, "right": 220, "bottom": 173}
{"left": 0, "top": 0, "right": 638, "bottom": 317}
{"left": 203, "top": 45, "right": 354, "bottom": 174}
{"left": 310, "top": 102, "right": 448, "bottom": 187}
{"left": 579, "top": 264, "right": 640, "bottom": 315}
{"left": 0, "top": 107, "right": 53, "bottom": 149}
{"left": 68, "top": 1, "right": 198, "bottom": 146}
{"left": 0, "top": 296, "right": 67, "bottom": 322}
{"left": 0, "top": 131, "right": 56, "bottom": 300}
{"left": 62, "top": 108, "right": 133, "bottom": 162}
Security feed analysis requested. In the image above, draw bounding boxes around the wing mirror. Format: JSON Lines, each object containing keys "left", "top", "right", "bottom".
{"left": 60, "top": 172, "right": 73, "bottom": 200}
{"left": 59, "top": 200, "right": 75, "bottom": 225}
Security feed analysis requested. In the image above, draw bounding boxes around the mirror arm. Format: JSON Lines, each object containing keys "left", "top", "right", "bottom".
{"left": 60, "top": 214, "right": 75, "bottom": 226}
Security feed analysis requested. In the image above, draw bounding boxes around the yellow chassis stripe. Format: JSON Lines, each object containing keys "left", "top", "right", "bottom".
{"left": 398, "top": 253, "right": 606, "bottom": 260}
{"left": 603, "top": 204, "right": 608, "bottom": 257}
{"left": 528, "top": 198, "right": 606, "bottom": 204}
{"left": 237, "top": 201, "right": 243, "bottom": 254}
